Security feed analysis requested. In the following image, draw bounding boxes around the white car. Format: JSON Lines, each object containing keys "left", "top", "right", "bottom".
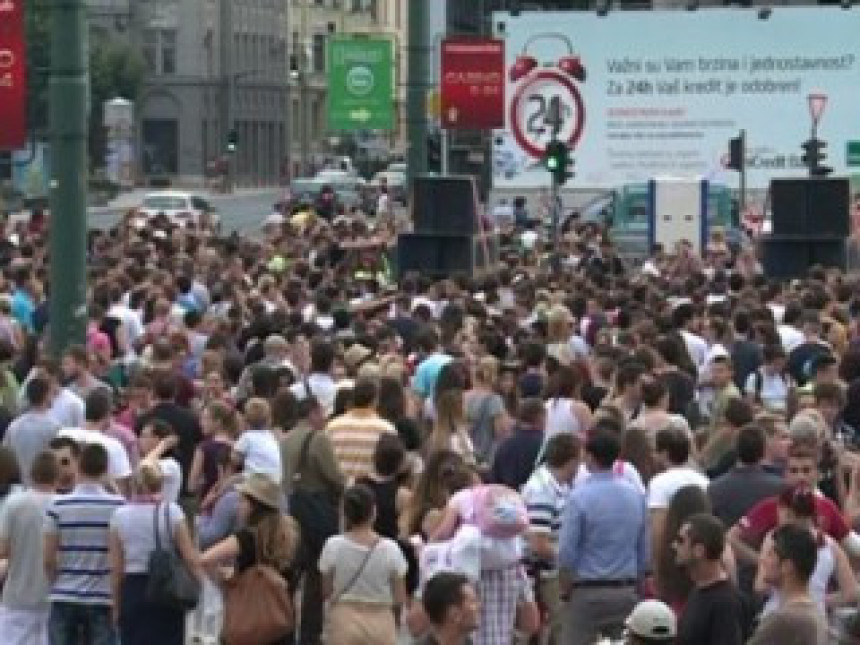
{"left": 133, "top": 191, "right": 220, "bottom": 229}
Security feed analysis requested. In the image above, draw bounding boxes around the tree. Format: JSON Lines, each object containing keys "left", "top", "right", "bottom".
{"left": 88, "top": 36, "right": 146, "bottom": 170}
{"left": 25, "top": 0, "right": 51, "bottom": 135}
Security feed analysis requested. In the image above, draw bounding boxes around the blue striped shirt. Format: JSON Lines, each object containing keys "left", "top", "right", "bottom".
{"left": 44, "top": 482, "right": 124, "bottom": 605}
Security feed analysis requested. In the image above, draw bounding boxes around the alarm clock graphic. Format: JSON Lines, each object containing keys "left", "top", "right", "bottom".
{"left": 508, "top": 33, "right": 587, "bottom": 160}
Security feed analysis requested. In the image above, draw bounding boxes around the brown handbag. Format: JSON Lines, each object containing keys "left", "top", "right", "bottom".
{"left": 222, "top": 536, "right": 294, "bottom": 645}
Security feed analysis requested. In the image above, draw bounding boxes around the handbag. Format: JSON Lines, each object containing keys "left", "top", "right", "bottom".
{"left": 146, "top": 503, "right": 201, "bottom": 610}
{"left": 288, "top": 429, "right": 339, "bottom": 558}
{"left": 222, "top": 533, "right": 294, "bottom": 645}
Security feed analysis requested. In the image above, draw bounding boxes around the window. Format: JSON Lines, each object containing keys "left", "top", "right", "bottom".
{"left": 311, "top": 33, "right": 325, "bottom": 73}
{"left": 351, "top": 0, "right": 361, "bottom": 10}
{"left": 368, "top": 0, "right": 376, "bottom": 19}
{"left": 161, "top": 29, "right": 176, "bottom": 75}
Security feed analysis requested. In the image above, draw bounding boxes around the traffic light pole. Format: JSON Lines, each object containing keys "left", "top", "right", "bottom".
{"left": 48, "top": 0, "right": 89, "bottom": 357}
{"left": 551, "top": 175, "right": 560, "bottom": 250}
{"left": 406, "top": 0, "right": 429, "bottom": 187}
{"left": 738, "top": 129, "right": 747, "bottom": 216}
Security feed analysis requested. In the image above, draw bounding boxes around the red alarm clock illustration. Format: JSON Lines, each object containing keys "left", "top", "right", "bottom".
{"left": 509, "top": 33, "right": 587, "bottom": 160}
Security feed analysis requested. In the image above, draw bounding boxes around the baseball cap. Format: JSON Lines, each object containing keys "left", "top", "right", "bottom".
{"left": 625, "top": 600, "right": 676, "bottom": 640}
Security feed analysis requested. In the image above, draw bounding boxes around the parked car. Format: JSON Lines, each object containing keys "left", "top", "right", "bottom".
{"left": 281, "top": 178, "right": 324, "bottom": 214}
{"left": 133, "top": 191, "right": 220, "bottom": 229}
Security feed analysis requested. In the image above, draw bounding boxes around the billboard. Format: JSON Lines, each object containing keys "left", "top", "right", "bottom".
{"left": 0, "top": 0, "right": 27, "bottom": 150}
{"left": 441, "top": 38, "right": 505, "bottom": 129}
{"left": 327, "top": 36, "right": 394, "bottom": 131}
{"left": 493, "top": 8, "right": 860, "bottom": 189}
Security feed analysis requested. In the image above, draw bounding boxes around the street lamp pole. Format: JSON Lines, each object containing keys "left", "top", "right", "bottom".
{"left": 48, "top": 0, "right": 89, "bottom": 356}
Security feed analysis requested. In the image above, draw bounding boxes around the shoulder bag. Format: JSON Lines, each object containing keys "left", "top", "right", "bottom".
{"left": 146, "top": 503, "right": 201, "bottom": 610}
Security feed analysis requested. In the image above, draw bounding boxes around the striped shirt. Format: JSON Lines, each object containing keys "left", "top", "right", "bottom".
{"left": 44, "top": 482, "right": 125, "bottom": 605}
{"left": 325, "top": 409, "right": 395, "bottom": 483}
{"left": 521, "top": 465, "right": 570, "bottom": 573}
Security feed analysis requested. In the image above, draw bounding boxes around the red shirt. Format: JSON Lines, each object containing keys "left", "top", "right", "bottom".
{"left": 738, "top": 494, "right": 849, "bottom": 544}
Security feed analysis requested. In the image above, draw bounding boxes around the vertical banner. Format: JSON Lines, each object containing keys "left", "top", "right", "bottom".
{"left": 0, "top": 0, "right": 27, "bottom": 150}
{"left": 327, "top": 36, "right": 394, "bottom": 131}
{"left": 441, "top": 37, "right": 505, "bottom": 129}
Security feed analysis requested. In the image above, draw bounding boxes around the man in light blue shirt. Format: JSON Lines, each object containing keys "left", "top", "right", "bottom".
{"left": 558, "top": 422, "right": 649, "bottom": 645}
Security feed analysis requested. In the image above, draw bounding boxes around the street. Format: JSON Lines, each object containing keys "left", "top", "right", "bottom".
{"left": 88, "top": 188, "right": 283, "bottom": 235}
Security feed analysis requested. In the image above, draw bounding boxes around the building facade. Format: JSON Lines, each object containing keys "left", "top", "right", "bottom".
{"left": 287, "top": 0, "right": 408, "bottom": 178}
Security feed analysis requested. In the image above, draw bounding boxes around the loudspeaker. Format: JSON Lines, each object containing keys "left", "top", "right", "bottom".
{"left": 397, "top": 233, "right": 499, "bottom": 278}
{"left": 770, "top": 179, "right": 807, "bottom": 236}
{"left": 809, "top": 178, "right": 850, "bottom": 236}
{"left": 760, "top": 235, "right": 845, "bottom": 279}
{"left": 411, "top": 176, "right": 480, "bottom": 234}
{"left": 770, "top": 178, "right": 850, "bottom": 237}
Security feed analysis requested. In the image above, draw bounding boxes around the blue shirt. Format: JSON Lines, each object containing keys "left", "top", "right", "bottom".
{"left": 11, "top": 288, "right": 34, "bottom": 333}
{"left": 411, "top": 353, "right": 452, "bottom": 399}
{"left": 558, "top": 471, "right": 649, "bottom": 581}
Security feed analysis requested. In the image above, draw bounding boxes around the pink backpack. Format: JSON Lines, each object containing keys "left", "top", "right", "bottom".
{"left": 471, "top": 484, "right": 529, "bottom": 539}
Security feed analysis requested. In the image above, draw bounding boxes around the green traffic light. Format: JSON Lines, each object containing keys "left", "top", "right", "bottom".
{"left": 547, "top": 157, "right": 559, "bottom": 170}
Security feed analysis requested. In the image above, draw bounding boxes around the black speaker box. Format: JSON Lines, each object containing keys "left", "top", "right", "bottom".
{"left": 770, "top": 178, "right": 850, "bottom": 237}
{"left": 760, "top": 235, "right": 846, "bottom": 279}
{"left": 397, "top": 233, "right": 499, "bottom": 278}
{"left": 411, "top": 176, "right": 480, "bottom": 235}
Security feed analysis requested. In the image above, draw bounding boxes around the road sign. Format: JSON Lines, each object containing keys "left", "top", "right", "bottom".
{"left": 848, "top": 141, "right": 860, "bottom": 167}
{"left": 510, "top": 69, "right": 585, "bottom": 160}
{"left": 441, "top": 37, "right": 505, "bottom": 129}
{"left": 0, "top": 0, "right": 27, "bottom": 150}
{"left": 327, "top": 36, "right": 394, "bottom": 131}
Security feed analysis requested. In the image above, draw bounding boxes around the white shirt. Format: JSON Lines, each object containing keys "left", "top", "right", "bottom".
{"left": 48, "top": 388, "right": 85, "bottom": 428}
{"left": 744, "top": 368, "right": 790, "bottom": 414}
{"left": 233, "top": 429, "right": 282, "bottom": 483}
{"left": 109, "top": 303, "right": 143, "bottom": 346}
{"left": 778, "top": 324, "right": 805, "bottom": 354}
{"left": 157, "top": 457, "right": 182, "bottom": 504}
{"left": 647, "top": 466, "right": 709, "bottom": 510}
{"left": 58, "top": 427, "right": 132, "bottom": 482}
{"left": 680, "top": 330, "right": 708, "bottom": 369}
{"left": 290, "top": 373, "right": 337, "bottom": 418}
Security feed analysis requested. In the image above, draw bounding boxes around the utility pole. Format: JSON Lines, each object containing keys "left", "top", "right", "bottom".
{"left": 406, "top": 0, "right": 429, "bottom": 187}
{"left": 221, "top": 0, "right": 235, "bottom": 191}
{"left": 738, "top": 129, "right": 747, "bottom": 216}
{"left": 48, "top": 0, "right": 89, "bottom": 356}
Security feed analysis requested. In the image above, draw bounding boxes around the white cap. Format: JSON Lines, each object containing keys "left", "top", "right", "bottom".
{"left": 625, "top": 600, "right": 676, "bottom": 640}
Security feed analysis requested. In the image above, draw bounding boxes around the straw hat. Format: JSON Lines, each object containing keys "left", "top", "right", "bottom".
{"left": 236, "top": 473, "right": 283, "bottom": 510}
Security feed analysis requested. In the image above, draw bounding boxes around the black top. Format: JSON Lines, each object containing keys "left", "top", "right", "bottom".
{"left": 357, "top": 476, "right": 399, "bottom": 540}
{"left": 677, "top": 579, "right": 750, "bottom": 645}
{"left": 491, "top": 426, "right": 544, "bottom": 492}
{"left": 135, "top": 402, "right": 203, "bottom": 493}
{"left": 787, "top": 341, "right": 830, "bottom": 386}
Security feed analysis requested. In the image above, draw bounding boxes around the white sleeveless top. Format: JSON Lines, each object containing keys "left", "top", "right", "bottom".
{"left": 763, "top": 534, "right": 835, "bottom": 617}
{"left": 544, "top": 398, "right": 583, "bottom": 439}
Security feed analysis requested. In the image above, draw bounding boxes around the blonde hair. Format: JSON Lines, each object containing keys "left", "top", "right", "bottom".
{"left": 430, "top": 389, "right": 469, "bottom": 457}
{"left": 244, "top": 397, "right": 271, "bottom": 429}
{"left": 474, "top": 356, "right": 498, "bottom": 386}
{"left": 136, "top": 461, "right": 164, "bottom": 495}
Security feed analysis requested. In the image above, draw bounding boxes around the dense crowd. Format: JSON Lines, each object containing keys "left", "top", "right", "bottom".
{"left": 1, "top": 205, "right": 860, "bottom": 645}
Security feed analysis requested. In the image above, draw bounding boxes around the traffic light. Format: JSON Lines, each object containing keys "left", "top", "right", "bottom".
{"left": 801, "top": 138, "right": 831, "bottom": 176}
{"left": 226, "top": 128, "right": 238, "bottom": 154}
{"left": 544, "top": 139, "right": 573, "bottom": 185}
{"left": 427, "top": 132, "right": 441, "bottom": 173}
{"left": 727, "top": 134, "right": 744, "bottom": 172}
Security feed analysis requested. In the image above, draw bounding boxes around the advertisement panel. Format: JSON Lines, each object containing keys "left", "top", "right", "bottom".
{"left": 441, "top": 38, "right": 505, "bottom": 129}
{"left": 327, "top": 36, "right": 394, "bottom": 131}
{"left": 0, "top": 0, "right": 27, "bottom": 150}
{"left": 493, "top": 8, "right": 860, "bottom": 189}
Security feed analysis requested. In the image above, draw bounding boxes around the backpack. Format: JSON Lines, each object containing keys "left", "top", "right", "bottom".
{"left": 472, "top": 484, "right": 529, "bottom": 539}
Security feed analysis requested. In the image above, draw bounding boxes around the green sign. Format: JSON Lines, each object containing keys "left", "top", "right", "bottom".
{"left": 327, "top": 36, "right": 394, "bottom": 131}
{"left": 848, "top": 141, "right": 860, "bottom": 167}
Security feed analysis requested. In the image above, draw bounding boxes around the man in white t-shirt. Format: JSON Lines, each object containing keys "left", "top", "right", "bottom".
{"left": 648, "top": 426, "right": 709, "bottom": 572}
{"left": 57, "top": 390, "right": 132, "bottom": 495}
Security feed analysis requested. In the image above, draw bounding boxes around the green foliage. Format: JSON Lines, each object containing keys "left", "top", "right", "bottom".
{"left": 88, "top": 35, "right": 146, "bottom": 169}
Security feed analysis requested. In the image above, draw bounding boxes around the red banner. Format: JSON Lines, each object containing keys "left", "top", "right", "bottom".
{"left": 441, "top": 37, "right": 505, "bottom": 130}
{"left": 0, "top": 0, "right": 27, "bottom": 150}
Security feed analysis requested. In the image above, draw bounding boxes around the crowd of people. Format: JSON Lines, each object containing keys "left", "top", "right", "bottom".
{"left": 1, "top": 201, "right": 860, "bottom": 645}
